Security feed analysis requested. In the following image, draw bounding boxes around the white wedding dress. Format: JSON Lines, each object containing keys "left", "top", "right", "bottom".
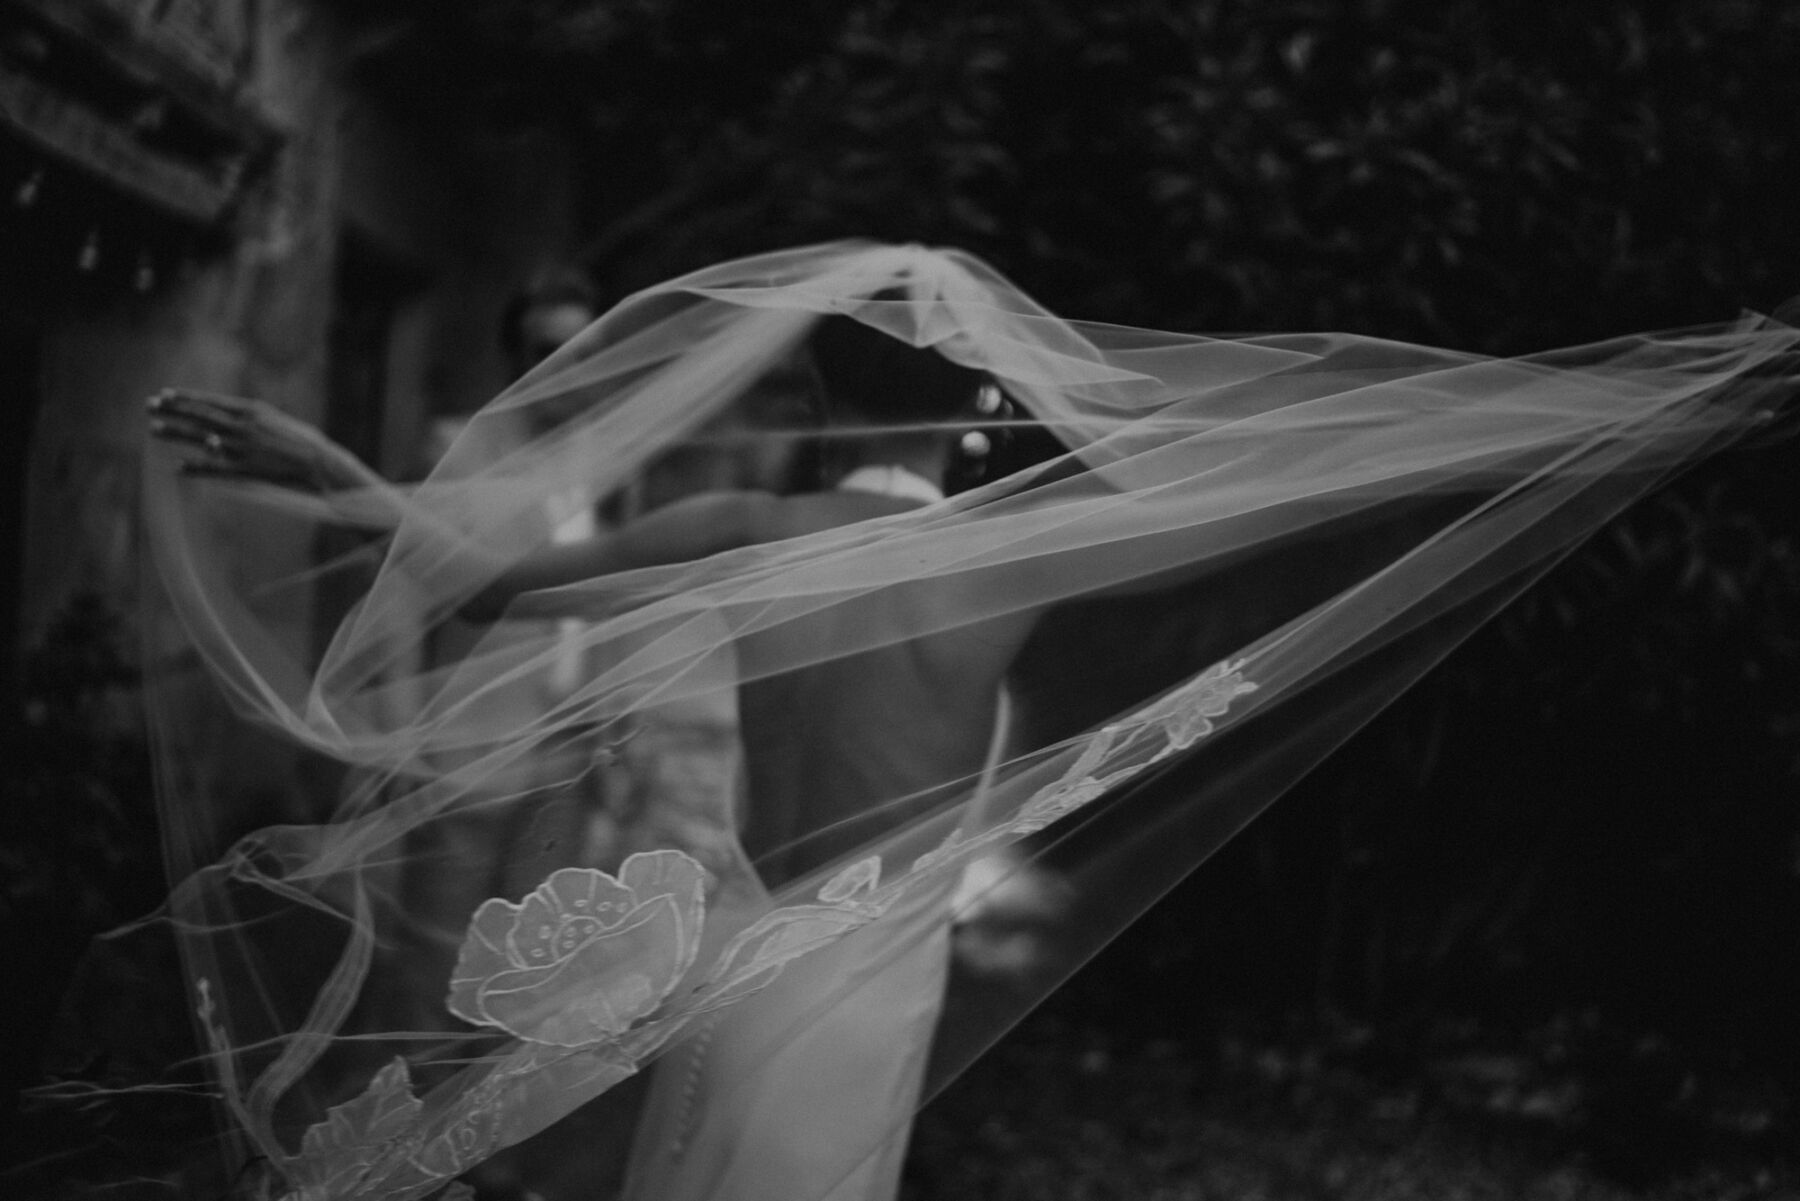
{"left": 623, "top": 873, "right": 955, "bottom": 1201}
{"left": 624, "top": 464, "right": 958, "bottom": 1201}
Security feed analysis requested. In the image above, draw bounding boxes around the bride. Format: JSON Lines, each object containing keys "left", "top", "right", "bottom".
{"left": 137, "top": 242, "right": 1795, "bottom": 1200}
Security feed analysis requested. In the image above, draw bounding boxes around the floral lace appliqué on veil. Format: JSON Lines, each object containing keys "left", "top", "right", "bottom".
{"left": 228, "top": 658, "right": 1263, "bottom": 1200}
{"left": 448, "top": 850, "right": 708, "bottom": 1047}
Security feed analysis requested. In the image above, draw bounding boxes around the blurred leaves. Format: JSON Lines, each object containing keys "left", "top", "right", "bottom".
{"left": 335, "top": 1, "right": 1800, "bottom": 345}
{"left": 2, "top": 594, "right": 152, "bottom": 939}
{"left": 450, "top": 0, "right": 1800, "bottom": 347}
{"left": 322, "top": 0, "right": 1800, "bottom": 342}
{"left": 1, "top": 596, "right": 158, "bottom": 1095}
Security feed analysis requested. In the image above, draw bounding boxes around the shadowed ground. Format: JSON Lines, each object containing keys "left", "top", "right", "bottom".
{"left": 907, "top": 1007, "right": 1797, "bottom": 1201}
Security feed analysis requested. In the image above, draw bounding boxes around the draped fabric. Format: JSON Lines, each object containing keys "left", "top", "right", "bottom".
{"left": 133, "top": 242, "right": 1797, "bottom": 1200}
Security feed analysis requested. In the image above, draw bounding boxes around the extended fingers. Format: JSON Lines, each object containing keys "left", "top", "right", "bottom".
{"left": 149, "top": 409, "right": 237, "bottom": 452}
{"left": 146, "top": 389, "right": 268, "bottom": 461}
{"left": 146, "top": 387, "right": 255, "bottom": 428}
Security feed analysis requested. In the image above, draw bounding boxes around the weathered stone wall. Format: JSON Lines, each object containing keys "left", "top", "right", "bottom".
{"left": 17, "top": 0, "right": 581, "bottom": 658}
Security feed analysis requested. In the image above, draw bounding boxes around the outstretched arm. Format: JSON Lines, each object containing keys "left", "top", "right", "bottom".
{"left": 148, "top": 388, "right": 784, "bottom": 621}
{"left": 146, "top": 388, "right": 386, "bottom": 494}
{"left": 146, "top": 388, "right": 418, "bottom": 532}
{"left": 463, "top": 490, "right": 782, "bottom": 620}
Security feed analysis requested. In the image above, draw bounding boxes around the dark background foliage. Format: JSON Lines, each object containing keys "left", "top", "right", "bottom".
{"left": 528, "top": 0, "right": 1800, "bottom": 343}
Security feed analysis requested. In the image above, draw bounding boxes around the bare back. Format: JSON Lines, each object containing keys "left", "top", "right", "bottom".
{"left": 735, "top": 490, "right": 1037, "bottom": 881}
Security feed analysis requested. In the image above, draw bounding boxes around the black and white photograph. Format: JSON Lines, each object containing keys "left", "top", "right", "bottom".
{"left": 2, "top": 3, "right": 1797, "bottom": 1199}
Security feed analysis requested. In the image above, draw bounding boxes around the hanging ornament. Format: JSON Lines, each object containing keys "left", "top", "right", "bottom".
{"left": 78, "top": 229, "right": 100, "bottom": 272}
{"left": 15, "top": 168, "right": 43, "bottom": 208}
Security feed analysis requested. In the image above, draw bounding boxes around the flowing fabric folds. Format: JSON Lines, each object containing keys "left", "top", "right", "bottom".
{"left": 131, "top": 242, "right": 1797, "bottom": 1200}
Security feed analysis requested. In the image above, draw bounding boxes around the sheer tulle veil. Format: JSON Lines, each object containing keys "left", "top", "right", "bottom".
{"left": 128, "top": 241, "right": 1796, "bottom": 1199}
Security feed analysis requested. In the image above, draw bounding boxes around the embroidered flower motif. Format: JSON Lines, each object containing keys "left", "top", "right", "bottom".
{"left": 913, "top": 826, "right": 978, "bottom": 875}
{"left": 1011, "top": 775, "right": 1111, "bottom": 835}
{"left": 415, "top": 1088, "right": 508, "bottom": 1180}
{"left": 696, "top": 902, "right": 876, "bottom": 1009}
{"left": 448, "top": 850, "right": 706, "bottom": 1047}
{"left": 1164, "top": 658, "right": 1259, "bottom": 751}
{"left": 290, "top": 1057, "right": 422, "bottom": 1200}
{"left": 687, "top": 861, "right": 909, "bottom": 1014}
{"left": 1066, "top": 723, "right": 1122, "bottom": 782}
{"left": 1004, "top": 725, "right": 1130, "bottom": 836}
{"left": 818, "top": 855, "right": 881, "bottom": 903}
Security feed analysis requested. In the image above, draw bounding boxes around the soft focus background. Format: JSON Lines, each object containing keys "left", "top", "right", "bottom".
{"left": 3, "top": 1, "right": 1797, "bottom": 1197}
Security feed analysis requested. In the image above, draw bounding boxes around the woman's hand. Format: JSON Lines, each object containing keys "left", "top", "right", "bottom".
{"left": 145, "top": 388, "right": 369, "bottom": 492}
